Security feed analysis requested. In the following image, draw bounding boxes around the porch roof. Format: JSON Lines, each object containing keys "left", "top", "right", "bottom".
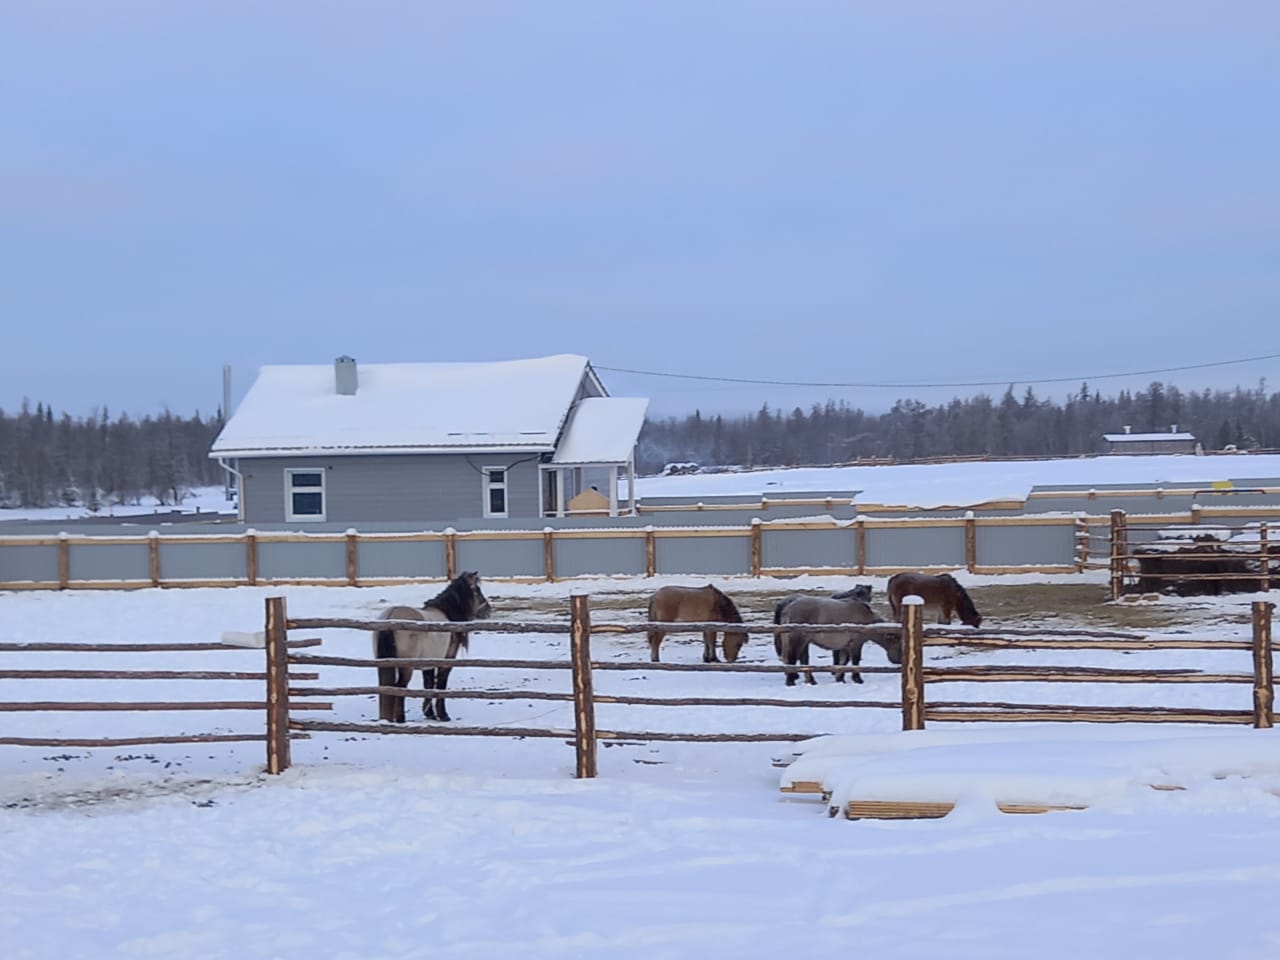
{"left": 550, "top": 397, "right": 650, "bottom": 465}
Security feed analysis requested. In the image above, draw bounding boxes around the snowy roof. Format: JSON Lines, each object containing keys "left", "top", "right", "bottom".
{"left": 211, "top": 354, "right": 608, "bottom": 458}
{"left": 550, "top": 397, "right": 650, "bottom": 465}
{"left": 1103, "top": 432, "right": 1196, "bottom": 442}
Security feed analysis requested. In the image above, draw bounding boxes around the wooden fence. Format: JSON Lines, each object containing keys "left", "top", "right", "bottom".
{"left": 0, "top": 512, "right": 1089, "bottom": 591}
{"left": 1105, "top": 510, "right": 1280, "bottom": 600}
{"left": 0, "top": 636, "right": 331, "bottom": 750}
{"left": 267, "top": 595, "right": 1277, "bottom": 778}
{"left": 5, "top": 595, "right": 1272, "bottom": 774}
{"left": 899, "top": 597, "right": 1276, "bottom": 730}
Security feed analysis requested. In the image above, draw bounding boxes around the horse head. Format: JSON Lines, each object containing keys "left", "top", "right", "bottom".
{"left": 459, "top": 571, "right": 493, "bottom": 620}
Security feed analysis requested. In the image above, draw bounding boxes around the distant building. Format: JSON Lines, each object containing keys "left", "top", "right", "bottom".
{"left": 1102, "top": 424, "right": 1199, "bottom": 456}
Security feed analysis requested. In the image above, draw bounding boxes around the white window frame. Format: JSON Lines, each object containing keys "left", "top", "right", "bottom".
{"left": 284, "top": 467, "right": 327, "bottom": 522}
{"left": 482, "top": 465, "right": 509, "bottom": 519}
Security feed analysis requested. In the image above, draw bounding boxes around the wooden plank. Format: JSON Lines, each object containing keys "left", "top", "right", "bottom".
{"left": 779, "top": 780, "right": 826, "bottom": 795}
{"left": 844, "top": 799, "right": 1087, "bottom": 820}
{"left": 0, "top": 733, "right": 284, "bottom": 748}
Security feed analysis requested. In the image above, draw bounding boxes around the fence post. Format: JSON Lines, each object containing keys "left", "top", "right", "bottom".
{"left": 345, "top": 529, "right": 359, "bottom": 586}
{"left": 1252, "top": 600, "right": 1274, "bottom": 730}
{"left": 1074, "top": 517, "right": 1089, "bottom": 573}
{"left": 1261, "top": 523, "right": 1270, "bottom": 594}
{"left": 964, "top": 512, "right": 977, "bottom": 573}
{"left": 644, "top": 526, "right": 656, "bottom": 577}
{"left": 265, "top": 596, "right": 292, "bottom": 774}
{"left": 900, "top": 597, "right": 925, "bottom": 731}
{"left": 855, "top": 518, "right": 867, "bottom": 574}
{"left": 57, "top": 532, "right": 70, "bottom": 590}
{"left": 750, "top": 519, "right": 762, "bottom": 577}
{"left": 148, "top": 531, "right": 161, "bottom": 587}
{"left": 246, "top": 529, "right": 258, "bottom": 587}
{"left": 569, "top": 592, "right": 598, "bottom": 778}
{"left": 543, "top": 527, "right": 555, "bottom": 582}
{"left": 444, "top": 528, "right": 457, "bottom": 581}
{"left": 1109, "top": 510, "right": 1127, "bottom": 601}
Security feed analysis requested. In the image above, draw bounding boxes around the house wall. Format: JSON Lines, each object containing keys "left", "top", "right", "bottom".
{"left": 238, "top": 453, "right": 544, "bottom": 525}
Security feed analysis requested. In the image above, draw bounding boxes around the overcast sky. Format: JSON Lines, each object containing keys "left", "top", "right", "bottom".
{"left": 2, "top": 3, "right": 1278, "bottom": 421}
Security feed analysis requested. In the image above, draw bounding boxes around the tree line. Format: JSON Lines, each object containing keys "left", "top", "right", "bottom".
{"left": 635, "top": 381, "right": 1280, "bottom": 474}
{"left": 5, "top": 379, "right": 1277, "bottom": 507}
{"left": 0, "top": 402, "right": 225, "bottom": 509}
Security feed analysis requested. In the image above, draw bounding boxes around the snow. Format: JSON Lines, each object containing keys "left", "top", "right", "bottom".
{"left": 551, "top": 396, "right": 651, "bottom": 464}
{"left": 210, "top": 354, "right": 602, "bottom": 456}
{"left": 633, "top": 452, "right": 1280, "bottom": 509}
{"left": 7, "top": 459, "right": 1280, "bottom": 957}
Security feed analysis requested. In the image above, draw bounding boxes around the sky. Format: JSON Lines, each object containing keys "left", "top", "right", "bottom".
{"left": 6, "top": 574, "right": 1280, "bottom": 957}
{"left": 3, "top": 3, "right": 1279, "bottom": 421}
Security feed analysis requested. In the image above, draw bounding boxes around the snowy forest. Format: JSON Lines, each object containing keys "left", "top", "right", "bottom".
{"left": 0, "top": 402, "right": 224, "bottom": 509}
{"left": 635, "top": 381, "right": 1280, "bottom": 473}
{"left": 3, "top": 380, "right": 1279, "bottom": 507}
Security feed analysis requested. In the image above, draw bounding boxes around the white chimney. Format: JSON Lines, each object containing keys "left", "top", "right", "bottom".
{"left": 335, "top": 355, "right": 358, "bottom": 396}
{"left": 1171, "top": 423, "right": 1178, "bottom": 433}
{"left": 1123, "top": 425, "right": 1131, "bottom": 434}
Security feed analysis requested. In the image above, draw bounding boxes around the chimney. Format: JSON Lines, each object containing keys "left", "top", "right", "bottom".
{"left": 335, "top": 355, "right": 358, "bottom": 396}
{"left": 1171, "top": 423, "right": 1178, "bottom": 433}
{"left": 1123, "top": 425, "right": 1131, "bottom": 434}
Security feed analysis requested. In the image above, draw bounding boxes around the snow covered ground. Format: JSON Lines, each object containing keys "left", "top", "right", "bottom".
{"left": 5, "top": 569, "right": 1280, "bottom": 958}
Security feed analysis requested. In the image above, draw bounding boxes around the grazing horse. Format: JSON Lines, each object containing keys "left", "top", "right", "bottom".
{"left": 647, "top": 584, "right": 747, "bottom": 663}
{"left": 374, "top": 571, "right": 492, "bottom": 722}
{"left": 886, "top": 572, "right": 983, "bottom": 627}
{"left": 777, "top": 595, "right": 901, "bottom": 686}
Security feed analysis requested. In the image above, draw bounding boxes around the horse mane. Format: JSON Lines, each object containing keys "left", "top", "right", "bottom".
{"left": 708, "top": 585, "right": 743, "bottom": 623}
{"left": 952, "top": 580, "right": 979, "bottom": 621}
{"left": 425, "top": 572, "right": 480, "bottom": 623}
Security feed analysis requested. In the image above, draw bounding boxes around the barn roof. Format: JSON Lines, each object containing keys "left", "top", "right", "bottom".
{"left": 210, "top": 354, "right": 626, "bottom": 458}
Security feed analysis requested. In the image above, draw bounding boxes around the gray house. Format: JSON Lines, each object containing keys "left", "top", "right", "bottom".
{"left": 1102, "top": 424, "right": 1199, "bottom": 455}
{"left": 210, "top": 354, "right": 649, "bottom": 526}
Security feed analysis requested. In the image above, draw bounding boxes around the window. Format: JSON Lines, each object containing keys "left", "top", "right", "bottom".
{"left": 285, "top": 468, "right": 326, "bottom": 521}
{"left": 483, "top": 467, "right": 508, "bottom": 518}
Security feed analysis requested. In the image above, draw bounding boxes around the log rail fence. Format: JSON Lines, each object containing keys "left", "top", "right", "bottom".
{"left": 4, "top": 595, "right": 1272, "bottom": 775}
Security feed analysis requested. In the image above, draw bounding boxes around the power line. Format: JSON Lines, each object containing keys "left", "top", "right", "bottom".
{"left": 595, "top": 351, "right": 1280, "bottom": 391}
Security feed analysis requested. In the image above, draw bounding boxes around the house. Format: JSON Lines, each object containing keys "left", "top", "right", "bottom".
{"left": 209, "top": 354, "right": 649, "bottom": 525}
{"left": 1102, "top": 424, "right": 1199, "bottom": 456}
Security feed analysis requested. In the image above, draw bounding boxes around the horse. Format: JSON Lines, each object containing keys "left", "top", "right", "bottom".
{"left": 777, "top": 595, "right": 901, "bottom": 686}
{"left": 886, "top": 572, "right": 983, "bottom": 627}
{"left": 646, "top": 584, "right": 747, "bottom": 663}
{"left": 374, "top": 571, "right": 492, "bottom": 723}
{"left": 772, "top": 583, "right": 872, "bottom": 626}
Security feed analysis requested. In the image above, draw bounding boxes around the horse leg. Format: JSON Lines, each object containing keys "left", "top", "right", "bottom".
{"left": 390, "top": 666, "right": 410, "bottom": 723}
{"left": 421, "top": 667, "right": 437, "bottom": 720}
{"left": 376, "top": 629, "right": 398, "bottom": 721}
{"left": 781, "top": 633, "right": 799, "bottom": 686}
{"left": 847, "top": 640, "right": 865, "bottom": 684}
{"left": 832, "top": 647, "right": 846, "bottom": 683}
{"left": 702, "top": 631, "right": 718, "bottom": 663}
{"left": 432, "top": 666, "right": 454, "bottom": 722}
{"left": 648, "top": 628, "right": 663, "bottom": 662}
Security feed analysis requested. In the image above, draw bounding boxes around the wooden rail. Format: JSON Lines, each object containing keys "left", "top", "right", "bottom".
{"left": 896, "top": 599, "right": 1277, "bottom": 731}
{"left": 0, "top": 616, "right": 330, "bottom": 758}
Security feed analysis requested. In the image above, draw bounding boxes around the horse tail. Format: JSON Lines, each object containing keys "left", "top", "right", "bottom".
{"left": 886, "top": 574, "right": 902, "bottom": 616}
{"left": 375, "top": 628, "right": 397, "bottom": 660}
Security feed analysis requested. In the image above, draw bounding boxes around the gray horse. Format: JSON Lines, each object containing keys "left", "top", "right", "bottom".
{"left": 777, "top": 595, "right": 901, "bottom": 686}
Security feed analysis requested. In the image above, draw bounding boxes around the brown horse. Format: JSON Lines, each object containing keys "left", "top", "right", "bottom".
{"left": 646, "top": 584, "right": 747, "bottom": 663}
{"left": 886, "top": 572, "right": 983, "bottom": 627}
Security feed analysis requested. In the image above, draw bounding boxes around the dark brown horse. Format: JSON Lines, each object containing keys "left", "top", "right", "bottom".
{"left": 646, "top": 584, "right": 747, "bottom": 663}
{"left": 886, "top": 572, "right": 982, "bottom": 627}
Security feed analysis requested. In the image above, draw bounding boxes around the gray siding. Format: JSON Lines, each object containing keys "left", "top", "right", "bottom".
{"left": 239, "top": 453, "right": 544, "bottom": 526}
